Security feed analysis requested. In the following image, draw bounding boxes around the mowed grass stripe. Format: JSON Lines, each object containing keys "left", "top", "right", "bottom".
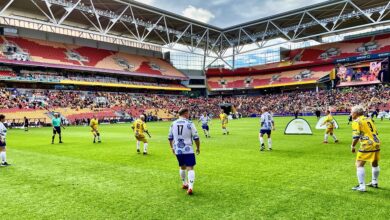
{"left": 0, "top": 116, "right": 389, "bottom": 219}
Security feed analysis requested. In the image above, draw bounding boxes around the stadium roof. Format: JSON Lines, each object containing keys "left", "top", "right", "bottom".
{"left": 0, "top": 0, "right": 390, "bottom": 57}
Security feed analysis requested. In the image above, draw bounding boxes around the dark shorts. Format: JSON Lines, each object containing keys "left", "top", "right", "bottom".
{"left": 0, "top": 140, "right": 6, "bottom": 148}
{"left": 176, "top": 153, "right": 196, "bottom": 167}
{"left": 260, "top": 129, "right": 271, "bottom": 136}
{"left": 24, "top": 123, "right": 29, "bottom": 127}
{"left": 53, "top": 126, "right": 61, "bottom": 135}
{"left": 202, "top": 124, "right": 209, "bottom": 131}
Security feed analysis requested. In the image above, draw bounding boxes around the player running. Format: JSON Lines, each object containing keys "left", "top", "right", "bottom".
{"left": 90, "top": 116, "right": 101, "bottom": 143}
{"left": 0, "top": 114, "right": 10, "bottom": 166}
{"left": 219, "top": 109, "right": 229, "bottom": 135}
{"left": 259, "top": 107, "right": 275, "bottom": 151}
{"left": 52, "top": 113, "right": 65, "bottom": 144}
{"left": 198, "top": 112, "right": 211, "bottom": 138}
{"left": 131, "top": 115, "right": 151, "bottom": 155}
{"left": 350, "top": 105, "right": 381, "bottom": 192}
{"left": 169, "top": 108, "right": 200, "bottom": 195}
{"left": 322, "top": 110, "right": 338, "bottom": 144}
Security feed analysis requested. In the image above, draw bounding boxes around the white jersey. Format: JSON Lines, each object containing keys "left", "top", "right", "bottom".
{"left": 0, "top": 122, "right": 7, "bottom": 140}
{"left": 260, "top": 112, "right": 274, "bottom": 130}
{"left": 168, "top": 117, "right": 200, "bottom": 155}
{"left": 199, "top": 115, "right": 211, "bottom": 125}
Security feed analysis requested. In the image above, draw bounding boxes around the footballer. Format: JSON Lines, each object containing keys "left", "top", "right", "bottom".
{"left": 0, "top": 114, "right": 10, "bottom": 166}
{"left": 322, "top": 110, "right": 338, "bottom": 144}
{"left": 169, "top": 108, "right": 200, "bottom": 195}
{"left": 219, "top": 109, "right": 229, "bottom": 135}
{"left": 350, "top": 106, "right": 381, "bottom": 192}
{"left": 90, "top": 115, "right": 101, "bottom": 143}
{"left": 131, "top": 115, "right": 151, "bottom": 155}
{"left": 259, "top": 107, "right": 275, "bottom": 151}
{"left": 198, "top": 112, "right": 211, "bottom": 138}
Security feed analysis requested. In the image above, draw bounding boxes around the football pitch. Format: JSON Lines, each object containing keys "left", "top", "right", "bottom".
{"left": 1, "top": 116, "right": 389, "bottom": 219}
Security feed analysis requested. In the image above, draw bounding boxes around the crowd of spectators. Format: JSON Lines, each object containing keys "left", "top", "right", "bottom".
{"left": 1, "top": 85, "right": 389, "bottom": 119}
{"left": 0, "top": 70, "right": 182, "bottom": 88}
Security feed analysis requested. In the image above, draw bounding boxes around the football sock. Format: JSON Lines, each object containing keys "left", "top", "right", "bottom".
{"left": 136, "top": 141, "right": 140, "bottom": 151}
{"left": 268, "top": 138, "right": 272, "bottom": 149}
{"left": 332, "top": 135, "right": 337, "bottom": 141}
{"left": 143, "top": 143, "right": 148, "bottom": 153}
{"left": 188, "top": 170, "right": 195, "bottom": 190}
{"left": 52, "top": 135, "right": 55, "bottom": 143}
{"left": 372, "top": 166, "right": 380, "bottom": 184}
{"left": 180, "top": 169, "right": 186, "bottom": 184}
{"left": 357, "top": 167, "right": 365, "bottom": 189}
{"left": 260, "top": 137, "right": 264, "bottom": 146}
{"left": 59, "top": 136, "right": 62, "bottom": 142}
{"left": 324, "top": 134, "right": 328, "bottom": 141}
{"left": 97, "top": 133, "right": 101, "bottom": 141}
{"left": 0, "top": 151, "right": 6, "bottom": 162}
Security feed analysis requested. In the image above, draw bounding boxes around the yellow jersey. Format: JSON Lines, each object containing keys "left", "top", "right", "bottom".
{"left": 90, "top": 118, "right": 99, "bottom": 130}
{"left": 352, "top": 115, "right": 380, "bottom": 152}
{"left": 220, "top": 113, "right": 228, "bottom": 124}
{"left": 324, "top": 115, "right": 334, "bottom": 129}
{"left": 132, "top": 119, "right": 148, "bottom": 136}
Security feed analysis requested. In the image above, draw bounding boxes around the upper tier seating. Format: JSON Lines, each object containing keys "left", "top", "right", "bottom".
{"left": 0, "top": 36, "right": 186, "bottom": 79}
{"left": 206, "top": 33, "right": 390, "bottom": 77}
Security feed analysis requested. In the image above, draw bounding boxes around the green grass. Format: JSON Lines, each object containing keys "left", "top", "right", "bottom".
{"left": 1, "top": 116, "right": 389, "bottom": 219}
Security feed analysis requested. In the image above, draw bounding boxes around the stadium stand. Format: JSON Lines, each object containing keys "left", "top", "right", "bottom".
{"left": 0, "top": 36, "right": 187, "bottom": 79}
{"left": 206, "top": 33, "right": 390, "bottom": 90}
{"left": 1, "top": 85, "right": 389, "bottom": 124}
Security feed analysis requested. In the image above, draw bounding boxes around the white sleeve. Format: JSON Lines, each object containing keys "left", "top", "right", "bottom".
{"left": 168, "top": 123, "right": 174, "bottom": 141}
{"left": 191, "top": 123, "right": 200, "bottom": 140}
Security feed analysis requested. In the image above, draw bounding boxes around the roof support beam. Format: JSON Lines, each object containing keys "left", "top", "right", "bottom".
{"left": 57, "top": 0, "right": 81, "bottom": 25}
{"left": 332, "top": 2, "right": 348, "bottom": 31}
{"left": 0, "top": 0, "right": 14, "bottom": 16}
{"left": 30, "top": 0, "right": 56, "bottom": 23}
{"left": 348, "top": 0, "right": 375, "bottom": 23}
{"left": 43, "top": 0, "right": 57, "bottom": 24}
{"left": 378, "top": 1, "right": 390, "bottom": 22}
{"left": 89, "top": 0, "right": 103, "bottom": 33}
{"left": 104, "top": 5, "right": 130, "bottom": 34}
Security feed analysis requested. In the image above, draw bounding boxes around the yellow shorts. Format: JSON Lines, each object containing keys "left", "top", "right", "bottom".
{"left": 91, "top": 129, "right": 99, "bottom": 134}
{"left": 325, "top": 128, "right": 334, "bottom": 134}
{"left": 135, "top": 135, "right": 148, "bottom": 143}
{"left": 356, "top": 151, "right": 380, "bottom": 162}
{"left": 222, "top": 124, "right": 227, "bottom": 129}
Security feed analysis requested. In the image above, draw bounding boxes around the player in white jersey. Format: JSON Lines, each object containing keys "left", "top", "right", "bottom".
{"left": 198, "top": 112, "right": 211, "bottom": 138}
{"left": 0, "top": 114, "right": 10, "bottom": 166}
{"left": 169, "top": 109, "right": 200, "bottom": 195}
{"left": 259, "top": 107, "right": 275, "bottom": 151}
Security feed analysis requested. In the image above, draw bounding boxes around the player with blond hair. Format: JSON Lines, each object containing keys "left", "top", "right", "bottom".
{"left": 350, "top": 105, "right": 381, "bottom": 192}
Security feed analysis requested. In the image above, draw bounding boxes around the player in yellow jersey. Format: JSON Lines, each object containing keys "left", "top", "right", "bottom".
{"left": 131, "top": 115, "right": 151, "bottom": 155}
{"left": 321, "top": 110, "right": 338, "bottom": 143}
{"left": 219, "top": 109, "right": 229, "bottom": 135}
{"left": 90, "top": 115, "right": 101, "bottom": 143}
{"left": 350, "top": 105, "right": 381, "bottom": 192}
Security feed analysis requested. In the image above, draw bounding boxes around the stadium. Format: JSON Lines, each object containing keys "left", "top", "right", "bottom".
{"left": 0, "top": 0, "right": 389, "bottom": 218}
